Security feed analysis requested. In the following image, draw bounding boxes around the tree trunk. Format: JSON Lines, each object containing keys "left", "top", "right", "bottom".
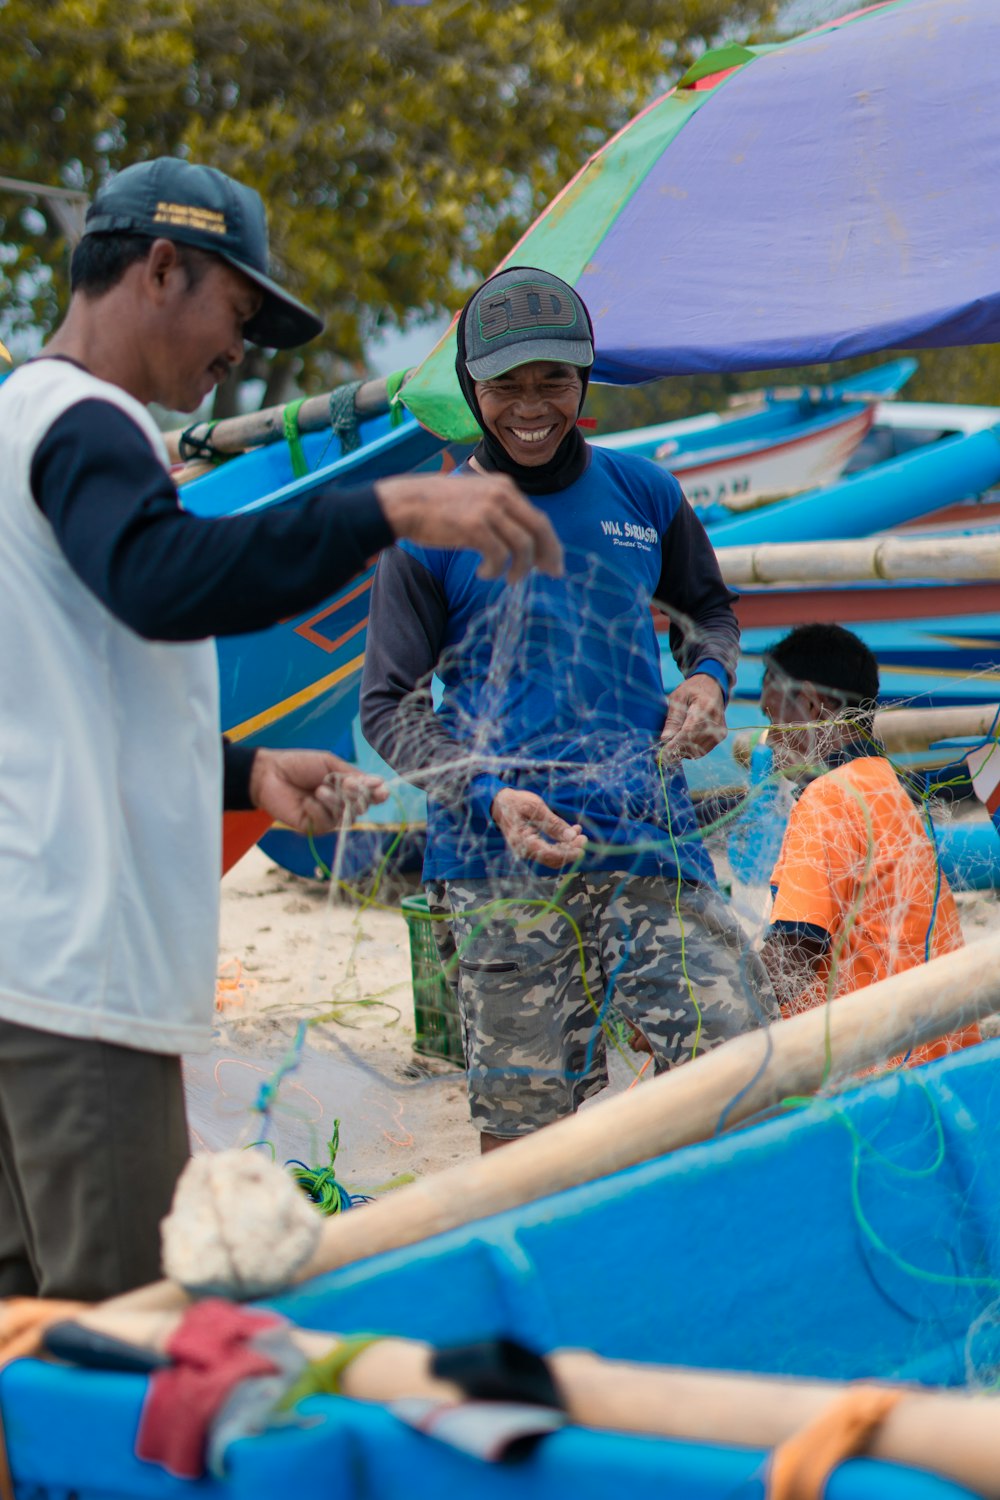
{"left": 260, "top": 353, "right": 297, "bottom": 409}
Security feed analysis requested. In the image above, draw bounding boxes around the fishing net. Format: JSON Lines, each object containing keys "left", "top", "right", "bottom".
{"left": 193, "top": 534, "right": 1000, "bottom": 1324}
{"left": 166, "top": 372, "right": 1000, "bottom": 1408}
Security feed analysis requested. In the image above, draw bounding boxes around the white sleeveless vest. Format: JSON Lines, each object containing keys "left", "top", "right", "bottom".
{"left": 0, "top": 360, "right": 221, "bottom": 1053}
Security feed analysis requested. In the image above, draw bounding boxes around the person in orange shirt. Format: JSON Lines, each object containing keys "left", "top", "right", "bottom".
{"left": 759, "top": 623, "right": 979, "bottom": 1068}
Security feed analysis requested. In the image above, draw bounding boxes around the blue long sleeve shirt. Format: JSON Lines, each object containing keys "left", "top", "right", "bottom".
{"left": 361, "top": 446, "right": 738, "bottom": 883}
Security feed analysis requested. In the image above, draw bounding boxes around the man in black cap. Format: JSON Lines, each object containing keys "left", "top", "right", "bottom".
{"left": 0, "top": 163, "right": 561, "bottom": 1299}
{"left": 362, "top": 266, "right": 774, "bottom": 1154}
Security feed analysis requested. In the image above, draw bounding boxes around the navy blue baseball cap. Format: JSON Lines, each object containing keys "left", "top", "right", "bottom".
{"left": 461, "top": 267, "right": 593, "bottom": 381}
{"left": 83, "top": 158, "right": 323, "bottom": 349}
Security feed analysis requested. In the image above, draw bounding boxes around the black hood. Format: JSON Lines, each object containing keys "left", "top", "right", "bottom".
{"left": 454, "top": 267, "right": 594, "bottom": 495}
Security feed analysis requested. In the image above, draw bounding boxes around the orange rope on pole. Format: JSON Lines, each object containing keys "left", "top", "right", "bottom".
{"left": 767, "top": 1385, "right": 904, "bottom": 1500}
{"left": 0, "top": 1298, "right": 88, "bottom": 1369}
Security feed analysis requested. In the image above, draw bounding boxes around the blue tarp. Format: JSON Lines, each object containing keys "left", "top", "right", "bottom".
{"left": 582, "top": 0, "right": 1000, "bottom": 380}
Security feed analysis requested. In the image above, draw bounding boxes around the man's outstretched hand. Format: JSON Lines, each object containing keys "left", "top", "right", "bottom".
{"left": 375, "top": 473, "right": 564, "bottom": 584}
{"left": 659, "top": 673, "right": 727, "bottom": 762}
{"left": 248, "top": 748, "right": 388, "bottom": 835}
{"left": 490, "top": 788, "right": 587, "bottom": 869}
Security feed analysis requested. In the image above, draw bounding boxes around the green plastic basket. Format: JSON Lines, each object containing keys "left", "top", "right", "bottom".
{"left": 401, "top": 893, "right": 464, "bottom": 1066}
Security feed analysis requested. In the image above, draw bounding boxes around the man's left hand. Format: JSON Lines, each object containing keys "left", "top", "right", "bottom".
{"left": 248, "top": 749, "right": 388, "bottom": 835}
{"left": 659, "top": 673, "right": 727, "bottom": 762}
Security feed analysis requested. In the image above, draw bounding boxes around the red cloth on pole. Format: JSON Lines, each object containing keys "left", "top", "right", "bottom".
{"left": 136, "top": 1300, "right": 281, "bottom": 1479}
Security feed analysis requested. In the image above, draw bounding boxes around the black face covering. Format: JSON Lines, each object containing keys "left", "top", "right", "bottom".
{"left": 454, "top": 274, "right": 594, "bottom": 496}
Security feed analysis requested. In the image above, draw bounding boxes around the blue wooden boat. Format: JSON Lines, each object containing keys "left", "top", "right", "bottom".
{"left": 189, "top": 382, "right": 1000, "bottom": 885}
{"left": 183, "top": 416, "right": 468, "bottom": 759}
{"left": 597, "top": 357, "right": 917, "bottom": 512}
{"left": 186, "top": 376, "right": 999, "bottom": 771}
{"left": 845, "top": 398, "right": 1000, "bottom": 475}
{"left": 705, "top": 422, "right": 1000, "bottom": 545}
{"left": 3, "top": 1039, "right": 998, "bottom": 1498}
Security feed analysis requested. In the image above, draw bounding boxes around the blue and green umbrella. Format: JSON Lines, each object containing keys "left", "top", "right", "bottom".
{"left": 402, "top": 0, "right": 1000, "bottom": 441}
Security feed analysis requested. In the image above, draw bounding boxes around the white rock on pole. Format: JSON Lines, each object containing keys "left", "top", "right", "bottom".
{"left": 160, "top": 1150, "right": 323, "bottom": 1299}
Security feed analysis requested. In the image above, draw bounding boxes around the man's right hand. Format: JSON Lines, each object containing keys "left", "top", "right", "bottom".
{"left": 490, "top": 788, "right": 587, "bottom": 868}
{"left": 375, "top": 473, "right": 563, "bottom": 584}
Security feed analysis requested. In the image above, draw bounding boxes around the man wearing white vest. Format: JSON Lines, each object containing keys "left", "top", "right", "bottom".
{"left": 0, "top": 158, "right": 561, "bottom": 1300}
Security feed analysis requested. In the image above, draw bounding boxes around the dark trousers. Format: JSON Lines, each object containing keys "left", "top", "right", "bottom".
{"left": 0, "top": 1018, "right": 189, "bottom": 1300}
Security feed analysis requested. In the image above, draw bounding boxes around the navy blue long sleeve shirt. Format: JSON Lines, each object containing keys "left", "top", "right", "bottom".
{"left": 31, "top": 396, "right": 393, "bottom": 805}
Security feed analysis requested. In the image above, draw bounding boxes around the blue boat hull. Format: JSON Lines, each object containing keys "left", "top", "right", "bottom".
{"left": 5, "top": 1040, "right": 997, "bottom": 1498}
{"left": 182, "top": 419, "right": 461, "bottom": 757}
{"left": 707, "top": 424, "right": 1000, "bottom": 545}
{"left": 597, "top": 358, "right": 916, "bottom": 462}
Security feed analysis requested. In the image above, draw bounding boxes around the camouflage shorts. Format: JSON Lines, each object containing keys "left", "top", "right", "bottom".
{"left": 425, "top": 872, "right": 776, "bottom": 1139}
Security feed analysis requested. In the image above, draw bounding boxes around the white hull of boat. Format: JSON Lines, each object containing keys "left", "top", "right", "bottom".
{"left": 673, "top": 406, "right": 874, "bottom": 510}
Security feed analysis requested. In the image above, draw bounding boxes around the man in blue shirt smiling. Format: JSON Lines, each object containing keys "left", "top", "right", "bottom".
{"left": 362, "top": 267, "right": 774, "bottom": 1151}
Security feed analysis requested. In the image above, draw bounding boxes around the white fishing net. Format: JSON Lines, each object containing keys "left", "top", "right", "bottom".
{"left": 189, "top": 539, "right": 1000, "bottom": 1244}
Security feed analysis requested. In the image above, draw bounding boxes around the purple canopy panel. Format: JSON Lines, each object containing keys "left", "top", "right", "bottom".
{"left": 403, "top": 0, "right": 1000, "bottom": 440}
{"left": 584, "top": 0, "right": 1000, "bottom": 380}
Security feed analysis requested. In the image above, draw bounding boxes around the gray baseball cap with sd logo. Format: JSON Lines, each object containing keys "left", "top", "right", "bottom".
{"left": 83, "top": 158, "right": 323, "bottom": 350}
{"left": 462, "top": 266, "right": 594, "bottom": 380}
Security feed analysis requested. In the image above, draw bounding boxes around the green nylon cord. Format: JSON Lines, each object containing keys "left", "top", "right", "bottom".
{"left": 780, "top": 1086, "right": 1000, "bottom": 1296}
{"left": 314, "top": 841, "right": 642, "bottom": 1074}
{"left": 279, "top": 1335, "right": 384, "bottom": 1407}
{"left": 282, "top": 397, "right": 309, "bottom": 479}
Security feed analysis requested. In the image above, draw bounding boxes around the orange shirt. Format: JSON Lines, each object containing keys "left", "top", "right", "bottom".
{"left": 769, "top": 755, "right": 979, "bottom": 1067}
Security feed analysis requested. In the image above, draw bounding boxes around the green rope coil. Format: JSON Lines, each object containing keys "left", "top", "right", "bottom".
{"left": 286, "top": 1121, "right": 371, "bottom": 1216}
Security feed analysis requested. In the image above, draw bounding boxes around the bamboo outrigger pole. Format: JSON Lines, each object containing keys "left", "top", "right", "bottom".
{"left": 0, "top": 1302, "right": 983, "bottom": 1500}
{"left": 278, "top": 930, "right": 1000, "bottom": 1289}
{"left": 163, "top": 372, "right": 405, "bottom": 465}
{"left": 19, "top": 1305, "right": 1000, "bottom": 1498}
{"left": 716, "top": 531, "right": 1000, "bottom": 587}
{"left": 732, "top": 703, "right": 1000, "bottom": 765}
{"left": 88, "top": 929, "right": 1000, "bottom": 1320}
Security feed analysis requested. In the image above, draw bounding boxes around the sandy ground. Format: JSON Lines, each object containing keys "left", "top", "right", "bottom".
{"left": 185, "top": 847, "right": 473, "bottom": 1191}
{"left": 186, "top": 844, "right": 1000, "bottom": 1194}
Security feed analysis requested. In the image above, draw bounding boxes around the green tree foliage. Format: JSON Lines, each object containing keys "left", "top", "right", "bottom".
{"left": 0, "top": 0, "right": 777, "bottom": 407}
{"left": 904, "top": 345, "right": 1000, "bottom": 411}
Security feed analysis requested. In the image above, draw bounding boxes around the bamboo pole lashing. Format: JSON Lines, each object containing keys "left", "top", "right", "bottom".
{"left": 37, "top": 1305, "right": 1000, "bottom": 1499}
{"left": 162, "top": 372, "right": 402, "bottom": 465}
